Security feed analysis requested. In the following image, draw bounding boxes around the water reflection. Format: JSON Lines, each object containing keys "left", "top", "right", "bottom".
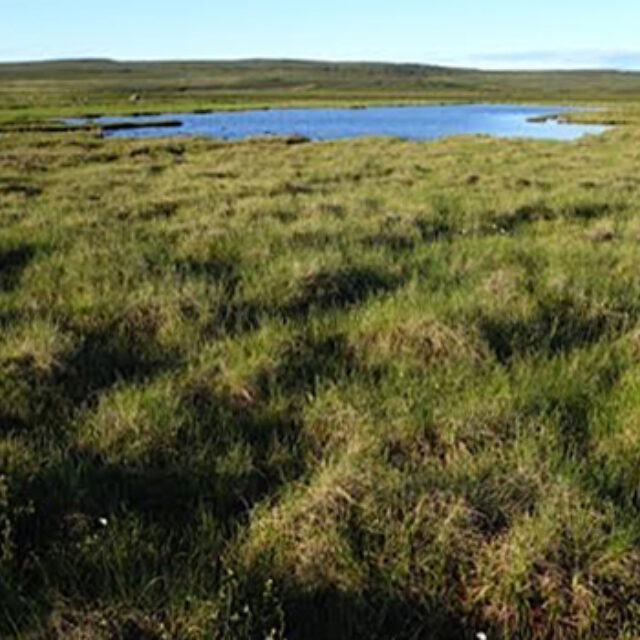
{"left": 71, "top": 104, "right": 609, "bottom": 141}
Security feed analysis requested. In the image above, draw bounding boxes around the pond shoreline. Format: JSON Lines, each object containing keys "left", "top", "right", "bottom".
{"left": 64, "top": 103, "right": 610, "bottom": 142}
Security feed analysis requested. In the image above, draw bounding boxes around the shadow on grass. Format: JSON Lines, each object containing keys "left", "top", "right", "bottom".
{"left": 519, "top": 351, "right": 625, "bottom": 459}
{"left": 202, "top": 264, "right": 404, "bottom": 339}
{"left": 259, "top": 331, "right": 357, "bottom": 398}
{"left": 284, "top": 265, "right": 402, "bottom": 318}
{"left": 139, "top": 201, "right": 179, "bottom": 221}
{"left": 0, "top": 308, "right": 24, "bottom": 329}
{"left": 288, "top": 230, "right": 337, "bottom": 250}
{"left": 175, "top": 254, "right": 269, "bottom": 339}
{"left": 484, "top": 199, "right": 619, "bottom": 235}
{"left": 361, "top": 231, "right": 416, "bottom": 252}
{"left": 566, "top": 200, "right": 619, "bottom": 220}
{"left": 7, "top": 329, "right": 359, "bottom": 567}
{"left": 414, "top": 216, "right": 453, "bottom": 242}
{"left": 486, "top": 201, "right": 554, "bottom": 234}
{"left": 3, "top": 381, "right": 306, "bottom": 635}
{"left": 174, "top": 256, "right": 240, "bottom": 296}
{"left": 0, "top": 320, "right": 180, "bottom": 440}
{"left": 0, "top": 244, "right": 36, "bottom": 292}
{"left": 279, "top": 586, "right": 472, "bottom": 640}
{"left": 479, "top": 296, "right": 629, "bottom": 363}
{"left": 0, "top": 182, "right": 42, "bottom": 197}
{"left": 203, "top": 298, "right": 264, "bottom": 338}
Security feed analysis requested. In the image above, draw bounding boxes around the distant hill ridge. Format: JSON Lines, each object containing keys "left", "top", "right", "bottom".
{"left": 3, "top": 57, "right": 638, "bottom": 72}
{"left": 2, "top": 58, "right": 640, "bottom": 115}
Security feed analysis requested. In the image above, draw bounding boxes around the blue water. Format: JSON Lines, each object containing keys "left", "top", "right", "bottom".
{"left": 71, "top": 104, "right": 608, "bottom": 141}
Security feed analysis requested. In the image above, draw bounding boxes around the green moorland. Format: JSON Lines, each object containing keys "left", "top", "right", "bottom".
{"left": 4, "top": 60, "right": 640, "bottom": 639}
{"left": 3, "top": 58, "right": 640, "bottom": 123}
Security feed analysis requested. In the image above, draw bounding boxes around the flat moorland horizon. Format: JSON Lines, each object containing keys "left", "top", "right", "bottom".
{"left": 4, "top": 58, "right": 640, "bottom": 125}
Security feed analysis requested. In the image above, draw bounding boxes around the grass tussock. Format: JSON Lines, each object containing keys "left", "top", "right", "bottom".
{"left": 4, "top": 108, "right": 640, "bottom": 639}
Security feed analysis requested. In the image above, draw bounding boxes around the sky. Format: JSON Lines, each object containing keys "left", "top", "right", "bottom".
{"left": 2, "top": 0, "right": 640, "bottom": 70}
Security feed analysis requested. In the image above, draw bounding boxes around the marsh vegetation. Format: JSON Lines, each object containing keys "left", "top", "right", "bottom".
{"left": 3, "top": 60, "right": 640, "bottom": 639}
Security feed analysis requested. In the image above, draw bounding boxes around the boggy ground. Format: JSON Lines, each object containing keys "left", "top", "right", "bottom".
{"left": 3, "top": 119, "right": 640, "bottom": 639}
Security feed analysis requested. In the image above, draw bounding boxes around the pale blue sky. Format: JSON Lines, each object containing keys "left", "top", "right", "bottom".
{"left": 2, "top": 0, "right": 640, "bottom": 69}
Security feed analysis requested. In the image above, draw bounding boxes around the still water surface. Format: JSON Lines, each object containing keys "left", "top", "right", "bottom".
{"left": 73, "top": 104, "right": 608, "bottom": 141}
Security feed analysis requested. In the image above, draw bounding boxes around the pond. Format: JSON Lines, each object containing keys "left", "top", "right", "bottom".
{"left": 70, "top": 104, "right": 609, "bottom": 141}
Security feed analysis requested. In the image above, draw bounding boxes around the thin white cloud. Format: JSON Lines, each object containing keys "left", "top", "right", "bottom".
{"left": 432, "top": 50, "right": 640, "bottom": 71}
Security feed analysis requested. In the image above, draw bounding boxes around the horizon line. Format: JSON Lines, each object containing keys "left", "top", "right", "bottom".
{"left": 1, "top": 55, "right": 639, "bottom": 74}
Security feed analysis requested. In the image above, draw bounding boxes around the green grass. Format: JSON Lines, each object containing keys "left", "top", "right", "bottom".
{"left": 4, "top": 61, "right": 640, "bottom": 638}
{"left": 4, "top": 58, "right": 640, "bottom": 124}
